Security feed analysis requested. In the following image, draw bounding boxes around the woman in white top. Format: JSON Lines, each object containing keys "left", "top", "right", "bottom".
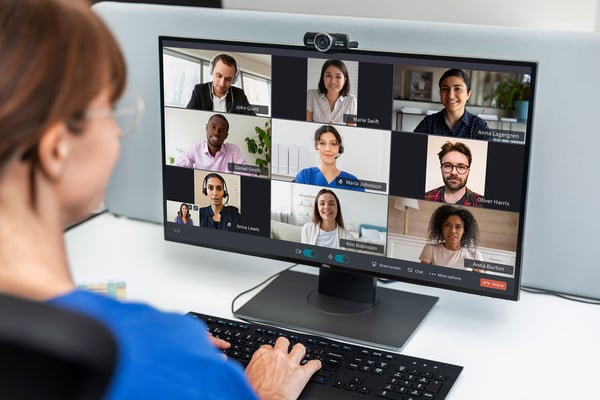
{"left": 306, "top": 59, "right": 357, "bottom": 126}
{"left": 419, "top": 204, "right": 483, "bottom": 270}
{"left": 301, "top": 189, "right": 354, "bottom": 248}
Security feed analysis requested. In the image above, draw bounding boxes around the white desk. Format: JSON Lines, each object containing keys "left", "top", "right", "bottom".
{"left": 65, "top": 213, "right": 599, "bottom": 399}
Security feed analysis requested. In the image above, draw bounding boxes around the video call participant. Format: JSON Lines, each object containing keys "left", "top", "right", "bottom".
{"left": 425, "top": 141, "right": 483, "bottom": 206}
{"left": 186, "top": 53, "right": 256, "bottom": 115}
{"left": 306, "top": 59, "right": 357, "bottom": 126}
{"left": 199, "top": 173, "right": 240, "bottom": 231}
{"left": 294, "top": 125, "right": 364, "bottom": 192}
{"left": 0, "top": 0, "right": 320, "bottom": 398}
{"left": 301, "top": 189, "right": 354, "bottom": 248}
{"left": 174, "top": 203, "right": 194, "bottom": 225}
{"left": 174, "top": 113, "right": 247, "bottom": 173}
{"left": 419, "top": 205, "right": 484, "bottom": 269}
{"left": 414, "top": 68, "right": 489, "bottom": 139}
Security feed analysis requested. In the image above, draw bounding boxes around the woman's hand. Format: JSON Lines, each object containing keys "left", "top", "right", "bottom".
{"left": 245, "top": 336, "right": 322, "bottom": 400}
{"left": 207, "top": 333, "right": 231, "bottom": 350}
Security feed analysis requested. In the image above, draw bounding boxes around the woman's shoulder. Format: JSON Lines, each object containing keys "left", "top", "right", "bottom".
{"left": 426, "top": 110, "right": 445, "bottom": 120}
{"left": 302, "top": 222, "right": 318, "bottom": 232}
{"left": 199, "top": 206, "right": 212, "bottom": 216}
{"left": 422, "top": 242, "right": 438, "bottom": 250}
{"left": 465, "top": 110, "right": 488, "bottom": 124}
{"left": 50, "top": 291, "right": 255, "bottom": 398}
{"left": 295, "top": 167, "right": 319, "bottom": 181}
{"left": 307, "top": 88, "right": 321, "bottom": 99}
{"left": 338, "top": 170, "right": 358, "bottom": 180}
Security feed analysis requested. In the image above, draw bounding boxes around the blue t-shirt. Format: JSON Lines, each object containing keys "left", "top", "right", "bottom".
{"left": 294, "top": 167, "right": 365, "bottom": 191}
{"left": 48, "top": 290, "right": 258, "bottom": 400}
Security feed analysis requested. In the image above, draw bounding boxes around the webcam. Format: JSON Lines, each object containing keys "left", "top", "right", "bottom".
{"left": 303, "top": 32, "right": 358, "bottom": 53}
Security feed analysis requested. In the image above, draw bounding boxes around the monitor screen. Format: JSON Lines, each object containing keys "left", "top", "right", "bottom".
{"left": 159, "top": 36, "right": 536, "bottom": 349}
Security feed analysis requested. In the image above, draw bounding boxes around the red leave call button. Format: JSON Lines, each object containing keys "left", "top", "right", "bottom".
{"left": 480, "top": 278, "right": 507, "bottom": 291}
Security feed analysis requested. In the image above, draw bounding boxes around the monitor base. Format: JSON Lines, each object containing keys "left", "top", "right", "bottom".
{"left": 234, "top": 269, "right": 438, "bottom": 351}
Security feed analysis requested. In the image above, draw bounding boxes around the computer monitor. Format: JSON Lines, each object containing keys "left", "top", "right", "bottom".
{"left": 159, "top": 35, "right": 536, "bottom": 350}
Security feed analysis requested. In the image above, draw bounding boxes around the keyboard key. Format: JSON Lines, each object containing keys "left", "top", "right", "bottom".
{"left": 378, "top": 389, "right": 403, "bottom": 399}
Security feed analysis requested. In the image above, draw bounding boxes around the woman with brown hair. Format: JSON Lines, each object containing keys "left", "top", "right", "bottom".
{"left": 0, "top": 0, "right": 320, "bottom": 398}
{"left": 301, "top": 188, "right": 354, "bottom": 248}
{"left": 175, "top": 202, "right": 194, "bottom": 224}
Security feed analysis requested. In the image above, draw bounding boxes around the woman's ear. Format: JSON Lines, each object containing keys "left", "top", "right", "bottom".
{"left": 37, "top": 122, "right": 70, "bottom": 180}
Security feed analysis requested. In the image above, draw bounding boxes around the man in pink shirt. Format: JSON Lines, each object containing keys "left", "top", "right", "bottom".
{"left": 175, "top": 113, "right": 247, "bottom": 173}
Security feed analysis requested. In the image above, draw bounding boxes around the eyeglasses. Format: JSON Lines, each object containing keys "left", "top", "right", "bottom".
{"left": 440, "top": 163, "right": 469, "bottom": 174}
{"left": 20, "top": 91, "right": 145, "bottom": 162}
{"left": 82, "top": 90, "right": 145, "bottom": 137}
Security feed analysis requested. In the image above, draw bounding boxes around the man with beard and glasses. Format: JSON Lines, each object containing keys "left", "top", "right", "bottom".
{"left": 424, "top": 141, "right": 483, "bottom": 207}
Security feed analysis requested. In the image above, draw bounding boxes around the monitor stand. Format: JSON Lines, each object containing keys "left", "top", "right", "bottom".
{"left": 234, "top": 268, "right": 438, "bottom": 351}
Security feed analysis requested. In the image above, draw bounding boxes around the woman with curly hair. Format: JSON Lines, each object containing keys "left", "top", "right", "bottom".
{"left": 419, "top": 204, "right": 483, "bottom": 269}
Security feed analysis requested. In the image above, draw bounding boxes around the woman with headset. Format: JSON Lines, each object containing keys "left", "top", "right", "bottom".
{"left": 199, "top": 173, "right": 241, "bottom": 231}
{"left": 293, "top": 125, "right": 364, "bottom": 191}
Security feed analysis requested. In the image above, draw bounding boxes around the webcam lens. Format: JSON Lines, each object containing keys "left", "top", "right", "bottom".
{"left": 314, "top": 32, "right": 332, "bottom": 52}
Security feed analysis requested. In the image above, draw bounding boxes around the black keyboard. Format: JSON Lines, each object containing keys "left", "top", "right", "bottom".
{"left": 188, "top": 312, "right": 463, "bottom": 400}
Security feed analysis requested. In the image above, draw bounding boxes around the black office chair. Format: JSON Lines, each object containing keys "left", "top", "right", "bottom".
{"left": 0, "top": 293, "right": 118, "bottom": 400}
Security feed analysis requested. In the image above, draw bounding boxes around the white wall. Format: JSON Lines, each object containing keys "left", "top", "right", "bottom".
{"left": 224, "top": 0, "right": 600, "bottom": 32}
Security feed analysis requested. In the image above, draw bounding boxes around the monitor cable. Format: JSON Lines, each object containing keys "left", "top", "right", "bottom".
{"left": 520, "top": 285, "right": 600, "bottom": 305}
{"left": 230, "top": 263, "right": 298, "bottom": 316}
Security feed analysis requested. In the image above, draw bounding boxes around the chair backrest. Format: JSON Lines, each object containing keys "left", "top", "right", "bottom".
{"left": 0, "top": 293, "right": 118, "bottom": 400}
